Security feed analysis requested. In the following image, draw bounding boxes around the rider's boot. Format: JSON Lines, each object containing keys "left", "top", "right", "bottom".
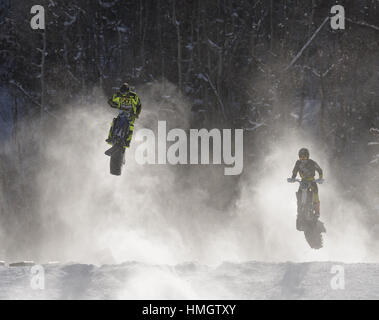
{"left": 296, "top": 216, "right": 304, "bottom": 231}
{"left": 314, "top": 202, "right": 320, "bottom": 219}
{"left": 314, "top": 201, "right": 326, "bottom": 232}
{"left": 106, "top": 118, "right": 117, "bottom": 144}
{"left": 120, "top": 141, "right": 129, "bottom": 165}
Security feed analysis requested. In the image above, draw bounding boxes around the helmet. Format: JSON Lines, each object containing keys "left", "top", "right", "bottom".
{"left": 298, "top": 148, "right": 309, "bottom": 159}
{"left": 119, "top": 82, "right": 130, "bottom": 94}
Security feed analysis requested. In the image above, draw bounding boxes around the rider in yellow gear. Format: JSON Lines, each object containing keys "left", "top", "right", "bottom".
{"left": 289, "top": 148, "right": 324, "bottom": 216}
{"left": 106, "top": 82, "right": 142, "bottom": 148}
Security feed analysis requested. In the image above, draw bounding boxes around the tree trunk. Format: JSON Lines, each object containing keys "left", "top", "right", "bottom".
{"left": 319, "top": 74, "right": 326, "bottom": 139}
{"left": 157, "top": 0, "right": 165, "bottom": 85}
{"left": 185, "top": 10, "right": 194, "bottom": 85}
{"left": 12, "top": 95, "right": 18, "bottom": 146}
{"left": 117, "top": 23, "right": 123, "bottom": 80}
{"left": 139, "top": 0, "right": 148, "bottom": 70}
{"left": 270, "top": 0, "right": 274, "bottom": 51}
{"left": 298, "top": 91, "right": 305, "bottom": 127}
{"left": 173, "top": 0, "right": 182, "bottom": 92}
{"left": 40, "top": 29, "right": 46, "bottom": 148}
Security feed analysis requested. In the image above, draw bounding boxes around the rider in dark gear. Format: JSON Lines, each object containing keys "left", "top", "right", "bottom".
{"left": 288, "top": 148, "right": 324, "bottom": 217}
{"left": 106, "top": 82, "right": 142, "bottom": 148}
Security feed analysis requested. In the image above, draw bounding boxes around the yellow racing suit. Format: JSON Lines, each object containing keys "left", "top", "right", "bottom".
{"left": 107, "top": 90, "right": 141, "bottom": 147}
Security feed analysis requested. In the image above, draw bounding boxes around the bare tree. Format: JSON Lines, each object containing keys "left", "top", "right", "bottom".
{"left": 172, "top": 0, "right": 182, "bottom": 92}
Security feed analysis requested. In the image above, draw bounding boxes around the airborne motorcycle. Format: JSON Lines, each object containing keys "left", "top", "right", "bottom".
{"left": 105, "top": 104, "right": 134, "bottom": 176}
{"left": 287, "top": 178, "right": 326, "bottom": 249}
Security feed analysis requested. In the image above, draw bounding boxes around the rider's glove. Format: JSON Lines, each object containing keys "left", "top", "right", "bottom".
{"left": 315, "top": 178, "right": 324, "bottom": 184}
{"left": 287, "top": 178, "right": 295, "bottom": 183}
{"left": 108, "top": 99, "right": 118, "bottom": 109}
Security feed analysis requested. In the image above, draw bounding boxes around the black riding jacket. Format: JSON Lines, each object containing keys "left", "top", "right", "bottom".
{"left": 291, "top": 159, "right": 323, "bottom": 180}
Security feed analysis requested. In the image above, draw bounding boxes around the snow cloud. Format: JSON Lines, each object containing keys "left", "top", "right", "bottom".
{"left": 1, "top": 82, "right": 378, "bottom": 267}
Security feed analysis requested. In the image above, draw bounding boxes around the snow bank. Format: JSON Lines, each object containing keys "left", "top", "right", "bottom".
{"left": 0, "top": 261, "right": 378, "bottom": 299}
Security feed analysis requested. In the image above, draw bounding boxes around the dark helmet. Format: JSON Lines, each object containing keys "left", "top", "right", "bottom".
{"left": 119, "top": 82, "right": 130, "bottom": 94}
{"left": 298, "top": 148, "right": 310, "bottom": 159}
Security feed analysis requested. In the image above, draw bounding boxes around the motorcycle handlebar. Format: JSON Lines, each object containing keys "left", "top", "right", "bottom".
{"left": 108, "top": 100, "right": 133, "bottom": 112}
{"left": 287, "top": 178, "right": 324, "bottom": 184}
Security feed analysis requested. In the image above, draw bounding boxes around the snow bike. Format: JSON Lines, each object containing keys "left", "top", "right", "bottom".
{"left": 287, "top": 178, "right": 326, "bottom": 249}
{"left": 105, "top": 105, "right": 134, "bottom": 176}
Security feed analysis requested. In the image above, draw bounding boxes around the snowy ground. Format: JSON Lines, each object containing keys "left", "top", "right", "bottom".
{"left": 0, "top": 261, "right": 378, "bottom": 299}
